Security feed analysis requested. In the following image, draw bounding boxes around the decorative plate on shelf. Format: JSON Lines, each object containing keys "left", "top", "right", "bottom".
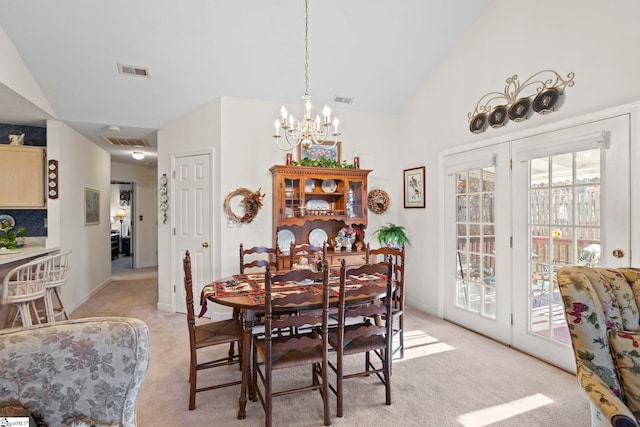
{"left": 277, "top": 229, "right": 295, "bottom": 254}
{"left": 305, "top": 179, "right": 315, "bottom": 192}
{"left": 305, "top": 199, "right": 330, "bottom": 211}
{"left": 321, "top": 179, "right": 337, "bottom": 193}
{"left": 0, "top": 214, "right": 15, "bottom": 227}
{"left": 309, "top": 228, "right": 328, "bottom": 247}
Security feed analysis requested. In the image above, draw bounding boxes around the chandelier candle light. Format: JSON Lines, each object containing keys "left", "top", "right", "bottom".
{"left": 272, "top": 0, "right": 340, "bottom": 152}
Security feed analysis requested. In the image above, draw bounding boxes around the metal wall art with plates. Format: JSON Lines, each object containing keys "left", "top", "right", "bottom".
{"left": 467, "top": 70, "right": 575, "bottom": 134}
{"left": 159, "top": 174, "right": 168, "bottom": 224}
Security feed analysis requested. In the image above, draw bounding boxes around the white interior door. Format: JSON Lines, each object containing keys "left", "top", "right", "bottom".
{"left": 511, "top": 115, "right": 630, "bottom": 371}
{"left": 173, "top": 153, "right": 212, "bottom": 315}
{"left": 443, "top": 143, "right": 512, "bottom": 344}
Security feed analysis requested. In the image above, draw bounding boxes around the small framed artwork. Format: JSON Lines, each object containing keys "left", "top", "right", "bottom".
{"left": 403, "top": 166, "right": 425, "bottom": 208}
{"left": 298, "top": 141, "right": 341, "bottom": 162}
{"left": 84, "top": 187, "right": 100, "bottom": 225}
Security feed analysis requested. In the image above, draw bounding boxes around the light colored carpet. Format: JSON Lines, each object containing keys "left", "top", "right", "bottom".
{"left": 72, "top": 264, "right": 591, "bottom": 426}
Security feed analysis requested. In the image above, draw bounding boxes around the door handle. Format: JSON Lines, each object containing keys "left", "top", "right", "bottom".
{"left": 202, "top": 242, "right": 209, "bottom": 248}
{"left": 613, "top": 249, "right": 624, "bottom": 258}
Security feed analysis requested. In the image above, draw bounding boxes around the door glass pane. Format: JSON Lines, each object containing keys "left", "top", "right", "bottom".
{"left": 349, "top": 181, "right": 363, "bottom": 218}
{"left": 455, "top": 166, "right": 496, "bottom": 319}
{"left": 528, "top": 150, "right": 601, "bottom": 346}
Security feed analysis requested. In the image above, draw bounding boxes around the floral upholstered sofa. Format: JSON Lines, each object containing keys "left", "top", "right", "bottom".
{"left": 558, "top": 266, "right": 640, "bottom": 427}
{"left": 0, "top": 317, "right": 150, "bottom": 426}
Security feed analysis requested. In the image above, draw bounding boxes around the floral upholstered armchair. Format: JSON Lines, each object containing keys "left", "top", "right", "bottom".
{"left": 0, "top": 317, "right": 150, "bottom": 426}
{"left": 557, "top": 266, "right": 640, "bottom": 427}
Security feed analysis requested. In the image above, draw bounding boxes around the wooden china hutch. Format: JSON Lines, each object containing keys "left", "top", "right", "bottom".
{"left": 270, "top": 165, "right": 371, "bottom": 269}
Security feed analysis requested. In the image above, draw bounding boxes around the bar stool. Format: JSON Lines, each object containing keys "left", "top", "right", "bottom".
{"left": 1, "top": 257, "right": 49, "bottom": 327}
{"left": 41, "top": 250, "right": 72, "bottom": 323}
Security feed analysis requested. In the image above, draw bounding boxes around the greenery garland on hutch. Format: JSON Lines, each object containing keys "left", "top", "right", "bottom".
{"left": 270, "top": 165, "right": 371, "bottom": 269}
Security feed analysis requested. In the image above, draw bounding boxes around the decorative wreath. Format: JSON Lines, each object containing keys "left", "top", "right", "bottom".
{"left": 368, "top": 189, "right": 390, "bottom": 214}
{"left": 224, "top": 187, "right": 265, "bottom": 223}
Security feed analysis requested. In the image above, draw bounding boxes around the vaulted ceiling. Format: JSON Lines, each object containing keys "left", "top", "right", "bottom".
{"left": 0, "top": 0, "right": 491, "bottom": 165}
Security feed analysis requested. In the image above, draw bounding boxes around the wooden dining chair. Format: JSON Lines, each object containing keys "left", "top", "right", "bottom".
{"left": 327, "top": 258, "right": 393, "bottom": 418}
{"left": 1, "top": 257, "right": 49, "bottom": 327}
{"left": 252, "top": 264, "right": 331, "bottom": 427}
{"left": 239, "top": 243, "right": 279, "bottom": 273}
{"left": 366, "top": 243, "right": 405, "bottom": 359}
{"left": 183, "top": 250, "right": 244, "bottom": 410}
{"left": 290, "top": 242, "right": 326, "bottom": 267}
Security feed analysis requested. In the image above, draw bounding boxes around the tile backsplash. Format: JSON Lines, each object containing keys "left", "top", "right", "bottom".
{"left": 0, "top": 210, "right": 47, "bottom": 236}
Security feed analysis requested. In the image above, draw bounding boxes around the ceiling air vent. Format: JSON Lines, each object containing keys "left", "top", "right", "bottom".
{"left": 102, "top": 136, "right": 150, "bottom": 147}
{"left": 334, "top": 96, "right": 354, "bottom": 104}
{"left": 117, "top": 63, "right": 150, "bottom": 78}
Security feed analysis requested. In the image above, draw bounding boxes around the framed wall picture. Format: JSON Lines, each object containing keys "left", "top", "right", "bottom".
{"left": 298, "top": 141, "right": 341, "bottom": 162}
{"left": 84, "top": 187, "right": 100, "bottom": 225}
{"left": 403, "top": 166, "right": 425, "bottom": 208}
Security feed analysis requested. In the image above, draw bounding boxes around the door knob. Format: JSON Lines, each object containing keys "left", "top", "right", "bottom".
{"left": 613, "top": 249, "right": 624, "bottom": 258}
{"left": 202, "top": 242, "right": 209, "bottom": 248}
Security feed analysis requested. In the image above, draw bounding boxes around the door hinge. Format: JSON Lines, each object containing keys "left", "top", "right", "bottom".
{"left": 510, "top": 313, "right": 513, "bottom": 325}
{"left": 510, "top": 236, "right": 513, "bottom": 248}
{"left": 173, "top": 228, "right": 176, "bottom": 236}
{"left": 173, "top": 285, "right": 176, "bottom": 293}
{"left": 510, "top": 158, "right": 513, "bottom": 170}
{"left": 172, "top": 170, "right": 176, "bottom": 179}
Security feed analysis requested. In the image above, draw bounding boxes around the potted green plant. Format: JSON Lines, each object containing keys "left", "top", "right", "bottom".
{"left": 373, "top": 223, "right": 411, "bottom": 248}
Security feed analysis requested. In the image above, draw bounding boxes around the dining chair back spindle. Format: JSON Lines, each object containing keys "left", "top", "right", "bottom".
{"left": 252, "top": 264, "right": 331, "bottom": 427}
{"left": 328, "top": 258, "right": 393, "bottom": 418}
{"left": 366, "top": 243, "right": 405, "bottom": 359}
{"left": 289, "top": 242, "right": 326, "bottom": 268}
{"left": 239, "top": 243, "right": 279, "bottom": 273}
{"left": 1, "top": 257, "right": 50, "bottom": 327}
{"left": 183, "top": 250, "right": 243, "bottom": 410}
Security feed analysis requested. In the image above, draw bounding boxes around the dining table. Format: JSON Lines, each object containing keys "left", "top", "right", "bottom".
{"left": 198, "top": 268, "right": 389, "bottom": 420}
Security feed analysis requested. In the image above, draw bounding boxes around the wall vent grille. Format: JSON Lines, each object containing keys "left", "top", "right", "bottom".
{"left": 102, "top": 136, "right": 150, "bottom": 147}
{"left": 334, "top": 96, "right": 354, "bottom": 104}
{"left": 117, "top": 63, "right": 150, "bottom": 77}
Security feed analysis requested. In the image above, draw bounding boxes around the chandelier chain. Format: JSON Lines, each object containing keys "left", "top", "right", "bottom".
{"left": 271, "top": 0, "right": 340, "bottom": 151}
{"left": 304, "top": 0, "right": 309, "bottom": 97}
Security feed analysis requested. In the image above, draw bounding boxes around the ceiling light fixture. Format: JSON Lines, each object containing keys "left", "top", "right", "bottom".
{"left": 132, "top": 151, "right": 145, "bottom": 160}
{"left": 272, "top": 0, "right": 340, "bottom": 152}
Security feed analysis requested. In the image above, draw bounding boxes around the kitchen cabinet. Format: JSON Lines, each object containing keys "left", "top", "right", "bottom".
{"left": 270, "top": 165, "right": 371, "bottom": 269}
{"left": 0, "top": 145, "right": 46, "bottom": 208}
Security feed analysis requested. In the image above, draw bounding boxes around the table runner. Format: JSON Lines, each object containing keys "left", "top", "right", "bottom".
{"left": 199, "top": 272, "right": 386, "bottom": 317}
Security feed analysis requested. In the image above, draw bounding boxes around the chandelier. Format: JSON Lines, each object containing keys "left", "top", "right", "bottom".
{"left": 272, "top": 0, "right": 340, "bottom": 151}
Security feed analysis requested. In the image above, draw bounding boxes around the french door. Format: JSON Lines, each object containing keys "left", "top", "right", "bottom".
{"left": 511, "top": 115, "right": 630, "bottom": 370}
{"left": 443, "top": 143, "right": 512, "bottom": 343}
{"left": 443, "top": 114, "right": 631, "bottom": 370}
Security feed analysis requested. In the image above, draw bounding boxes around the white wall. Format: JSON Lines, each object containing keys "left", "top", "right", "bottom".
{"left": 0, "top": 26, "right": 56, "bottom": 117}
{"left": 111, "top": 162, "right": 158, "bottom": 268}
{"left": 400, "top": 0, "right": 640, "bottom": 315}
{"left": 47, "top": 120, "right": 112, "bottom": 313}
{"left": 157, "top": 97, "right": 222, "bottom": 312}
